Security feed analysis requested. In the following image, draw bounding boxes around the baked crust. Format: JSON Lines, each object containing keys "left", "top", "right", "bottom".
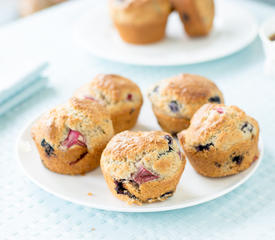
{"left": 100, "top": 131, "right": 186, "bottom": 204}
{"left": 109, "top": 0, "right": 171, "bottom": 44}
{"left": 148, "top": 73, "right": 224, "bottom": 133}
{"left": 178, "top": 104, "right": 260, "bottom": 177}
{"left": 74, "top": 74, "right": 143, "bottom": 133}
{"left": 171, "top": 0, "right": 215, "bottom": 37}
{"left": 31, "top": 98, "right": 114, "bottom": 175}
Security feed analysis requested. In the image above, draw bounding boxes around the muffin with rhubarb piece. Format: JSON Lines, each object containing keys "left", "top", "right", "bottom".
{"left": 109, "top": 0, "right": 172, "bottom": 44}
{"left": 171, "top": 0, "right": 215, "bottom": 37}
{"left": 178, "top": 104, "right": 260, "bottom": 177}
{"left": 100, "top": 131, "right": 186, "bottom": 205}
{"left": 74, "top": 74, "right": 143, "bottom": 133}
{"left": 31, "top": 98, "right": 114, "bottom": 175}
{"left": 148, "top": 73, "right": 224, "bottom": 134}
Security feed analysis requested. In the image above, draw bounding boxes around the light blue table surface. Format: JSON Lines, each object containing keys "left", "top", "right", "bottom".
{"left": 0, "top": 0, "right": 275, "bottom": 239}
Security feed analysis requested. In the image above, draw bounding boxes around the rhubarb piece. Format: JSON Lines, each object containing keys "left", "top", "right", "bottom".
{"left": 216, "top": 107, "right": 224, "bottom": 114}
{"left": 61, "top": 129, "right": 86, "bottom": 149}
{"left": 133, "top": 166, "right": 159, "bottom": 185}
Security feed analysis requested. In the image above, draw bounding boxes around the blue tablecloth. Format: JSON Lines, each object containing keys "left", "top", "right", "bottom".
{"left": 0, "top": 0, "right": 274, "bottom": 239}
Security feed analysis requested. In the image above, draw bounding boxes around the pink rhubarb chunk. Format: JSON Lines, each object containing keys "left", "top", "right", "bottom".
{"left": 133, "top": 166, "right": 159, "bottom": 185}
{"left": 216, "top": 107, "right": 224, "bottom": 114}
{"left": 61, "top": 129, "right": 86, "bottom": 149}
{"left": 84, "top": 96, "right": 96, "bottom": 101}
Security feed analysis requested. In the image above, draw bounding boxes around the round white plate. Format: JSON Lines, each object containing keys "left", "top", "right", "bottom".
{"left": 17, "top": 100, "right": 263, "bottom": 212}
{"left": 74, "top": 0, "right": 258, "bottom": 66}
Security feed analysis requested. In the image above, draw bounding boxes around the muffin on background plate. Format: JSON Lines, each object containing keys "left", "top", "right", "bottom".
{"left": 74, "top": 74, "right": 143, "bottom": 134}
{"left": 171, "top": 0, "right": 215, "bottom": 37}
{"left": 101, "top": 131, "right": 186, "bottom": 205}
{"left": 31, "top": 98, "right": 114, "bottom": 175}
{"left": 19, "top": 0, "right": 66, "bottom": 16}
{"left": 148, "top": 73, "right": 224, "bottom": 134}
{"left": 178, "top": 104, "right": 260, "bottom": 177}
{"left": 109, "top": 0, "right": 172, "bottom": 44}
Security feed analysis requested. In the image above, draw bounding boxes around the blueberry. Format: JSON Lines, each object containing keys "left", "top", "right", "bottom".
{"left": 129, "top": 108, "right": 135, "bottom": 114}
{"left": 153, "top": 86, "right": 159, "bottom": 93}
{"left": 114, "top": 179, "right": 137, "bottom": 199}
{"left": 169, "top": 101, "right": 179, "bottom": 112}
{"left": 164, "top": 135, "right": 173, "bottom": 145}
{"left": 232, "top": 155, "right": 243, "bottom": 165}
{"left": 164, "top": 135, "right": 173, "bottom": 151}
{"left": 182, "top": 13, "right": 190, "bottom": 22}
{"left": 208, "top": 96, "right": 221, "bottom": 103}
{"left": 41, "top": 139, "right": 54, "bottom": 157}
{"left": 160, "top": 191, "right": 173, "bottom": 198}
{"left": 114, "top": 180, "right": 126, "bottom": 194}
{"left": 195, "top": 143, "right": 214, "bottom": 152}
{"left": 215, "top": 162, "right": 221, "bottom": 168}
{"left": 241, "top": 122, "right": 253, "bottom": 133}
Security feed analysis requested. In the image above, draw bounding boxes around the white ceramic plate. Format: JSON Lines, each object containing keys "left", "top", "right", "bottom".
{"left": 17, "top": 100, "right": 263, "bottom": 212}
{"left": 74, "top": 0, "right": 258, "bottom": 66}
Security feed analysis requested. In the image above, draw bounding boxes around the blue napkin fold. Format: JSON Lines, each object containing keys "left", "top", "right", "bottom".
{"left": 0, "top": 62, "right": 49, "bottom": 116}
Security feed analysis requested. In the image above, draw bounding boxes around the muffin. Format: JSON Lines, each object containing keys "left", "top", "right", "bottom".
{"left": 171, "top": 0, "right": 215, "bottom": 37}
{"left": 178, "top": 104, "right": 260, "bottom": 177}
{"left": 74, "top": 74, "right": 143, "bottom": 133}
{"left": 19, "top": 0, "right": 66, "bottom": 16}
{"left": 109, "top": 0, "right": 172, "bottom": 44}
{"left": 148, "top": 73, "right": 224, "bottom": 134}
{"left": 31, "top": 98, "right": 114, "bottom": 175}
{"left": 100, "top": 131, "right": 186, "bottom": 205}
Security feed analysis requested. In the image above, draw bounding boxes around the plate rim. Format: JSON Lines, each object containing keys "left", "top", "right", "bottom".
{"left": 17, "top": 117, "right": 263, "bottom": 213}
{"left": 73, "top": 1, "right": 258, "bottom": 66}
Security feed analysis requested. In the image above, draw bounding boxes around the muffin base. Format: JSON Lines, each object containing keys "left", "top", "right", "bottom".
{"left": 114, "top": 20, "right": 168, "bottom": 44}
{"left": 153, "top": 108, "right": 190, "bottom": 134}
{"left": 102, "top": 161, "right": 185, "bottom": 205}
{"left": 111, "top": 105, "right": 141, "bottom": 134}
{"left": 173, "top": 0, "right": 214, "bottom": 37}
{"left": 179, "top": 133, "right": 259, "bottom": 177}
{"left": 33, "top": 135, "right": 104, "bottom": 175}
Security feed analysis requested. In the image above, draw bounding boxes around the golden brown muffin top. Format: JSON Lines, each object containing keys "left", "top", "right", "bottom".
{"left": 31, "top": 97, "right": 113, "bottom": 150}
{"left": 74, "top": 74, "right": 143, "bottom": 113}
{"left": 101, "top": 131, "right": 185, "bottom": 180}
{"left": 148, "top": 73, "right": 224, "bottom": 119}
{"left": 178, "top": 104, "right": 259, "bottom": 151}
{"left": 109, "top": 0, "right": 171, "bottom": 25}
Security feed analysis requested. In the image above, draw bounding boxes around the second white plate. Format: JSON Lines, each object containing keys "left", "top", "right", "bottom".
{"left": 74, "top": 0, "right": 258, "bottom": 66}
{"left": 17, "top": 99, "right": 263, "bottom": 212}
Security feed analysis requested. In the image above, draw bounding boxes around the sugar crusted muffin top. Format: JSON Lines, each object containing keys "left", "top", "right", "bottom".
{"left": 109, "top": 0, "right": 171, "bottom": 25}
{"left": 74, "top": 74, "right": 143, "bottom": 113}
{"left": 32, "top": 97, "right": 113, "bottom": 151}
{"left": 178, "top": 104, "right": 259, "bottom": 151}
{"left": 101, "top": 131, "right": 184, "bottom": 181}
{"left": 148, "top": 73, "right": 224, "bottom": 119}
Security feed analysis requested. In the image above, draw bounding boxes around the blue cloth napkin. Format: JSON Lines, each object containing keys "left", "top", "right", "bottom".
{"left": 0, "top": 62, "right": 49, "bottom": 116}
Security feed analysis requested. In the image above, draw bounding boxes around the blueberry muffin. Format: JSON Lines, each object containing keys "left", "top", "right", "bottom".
{"left": 31, "top": 98, "right": 114, "bottom": 175}
{"left": 148, "top": 73, "right": 224, "bottom": 134}
{"left": 19, "top": 0, "right": 66, "bottom": 16}
{"left": 171, "top": 0, "right": 215, "bottom": 37}
{"left": 100, "top": 131, "right": 186, "bottom": 205}
{"left": 178, "top": 104, "right": 260, "bottom": 177}
{"left": 109, "top": 0, "right": 172, "bottom": 44}
{"left": 74, "top": 74, "right": 143, "bottom": 133}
